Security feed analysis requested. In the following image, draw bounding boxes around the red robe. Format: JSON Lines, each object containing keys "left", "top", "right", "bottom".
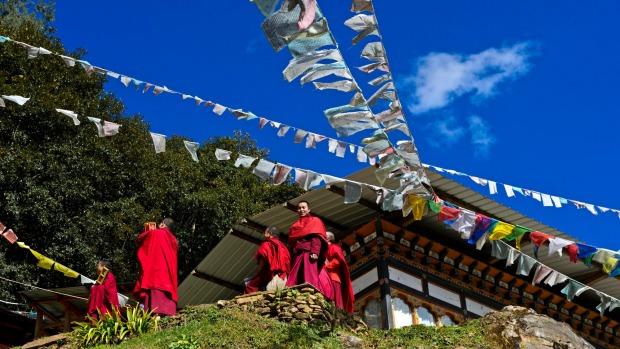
{"left": 87, "top": 272, "right": 120, "bottom": 319}
{"left": 134, "top": 227, "right": 178, "bottom": 303}
{"left": 324, "top": 243, "right": 355, "bottom": 314}
{"left": 286, "top": 215, "right": 329, "bottom": 294}
{"left": 245, "top": 238, "right": 291, "bottom": 293}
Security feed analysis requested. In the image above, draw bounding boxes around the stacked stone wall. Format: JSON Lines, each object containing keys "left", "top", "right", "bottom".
{"left": 217, "top": 283, "right": 366, "bottom": 332}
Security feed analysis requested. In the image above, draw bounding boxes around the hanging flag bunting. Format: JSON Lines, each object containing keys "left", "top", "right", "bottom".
{"left": 183, "top": 141, "right": 200, "bottom": 162}
{"left": 344, "top": 180, "right": 362, "bottom": 204}
{"left": 273, "top": 164, "right": 293, "bottom": 185}
{"left": 277, "top": 125, "right": 291, "bottom": 137}
{"left": 253, "top": 159, "right": 276, "bottom": 180}
{"left": 87, "top": 117, "right": 105, "bottom": 137}
{"left": 55, "top": 109, "right": 80, "bottom": 125}
{"left": 294, "top": 168, "right": 308, "bottom": 187}
{"left": 234, "top": 154, "right": 257, "bottom": 168}
{"left": 438, "top": 205, "right": 461, "bottom": 223}
{"left": 212, "top": 103, "right": 227, "bottom": 115}
{"left": 468, "top": 215, "right": 493, "bottom": 245}
{"left": 2, "top": 229, "right": 17, "bottom": 244}
{"left": 302, "top": 170, "right": 324, "bottom": 190}
{"left": 102, "top": 121, "right": 121, "bottom": 136}
{"left": 575, "top": 243, "right": 597, "bottom": 259}
{"left": 516, "top": 253, "right": 537, "bottom": 276}
{"left": 488, "top": 221, "right": 515, "bottom": 240}
{"left": 1, "top": 95, "right": 30, "bottom": 106}
{"left": 343, "top": 13, "right": 378, "bottom": 45}
{"left": 506, "top": 248, "right": 519, "bottom": 267}
{"left": 450, "top": 209, "right": 477, "bottom": 239}
{"left": 150, "top": 133, "right": 166, "bottom": 153}
{"left": 547, "top": 237, "right": 573, "bottom": 257}
{"left": 561, "top": 280, "right": 588, "bottom": 301}
{"left": 294, "top": 129, "right": 308, "bottom": 143}
{"left": 258, "top": 118, "right": 270, "bottom": 130}
{"left": 215, "top": 149, "right": 232, "bottom": 160}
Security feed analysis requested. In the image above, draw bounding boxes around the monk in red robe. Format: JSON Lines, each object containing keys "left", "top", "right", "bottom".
{"left": 87, "top": 260, "right": 120, "bottom": 320}
{"left": 324, "top": 232, "right": 355, "bottom": 314}
{"left": 134, "top": 218, "right": 178, "bottom": 316}
{"left": 244, "top": 226, "right": 291, "bottom": 294}
{"left": 285, "top": 201, "right": 332, "bottom": 296}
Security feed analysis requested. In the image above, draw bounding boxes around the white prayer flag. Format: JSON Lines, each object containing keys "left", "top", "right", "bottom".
{"left": 551, "top": 196, "right": 562, "bottom": 208}
{"left": 336, "top": 141, "right": 347, "bottom": 158}
{"left": 212, "top": 104, "right": 226, "bottom": 115}
{"left": 585, "top": 204, "right": 598, "bottom": 215}
{"left": 323, "top": 175, "right": 343, "bottom": 186}
{"left": 215, "top": 149, "right": 231, "bottom": 160}
{"left": 488, "top": 181, "right": 497, "bottom": 194}
{"left": 273, "top": 164, "right": 292, "bottom": 185}
{"left": 87, "top": 117, "right": 105, "bottom": 137}
{"left": 328, "top": 139, "right": 338, "bottom": 153}
{"left": 253, "top": 159, "right": 276, "bottom": 180}
{"left": 184, "top": 141, "right": 200, "bottom": 162}
{"left": 277, "top": 125, "right": 290, "bottom": 137}
{"left": 258, "top": 118, "right": 269, "bottom": 130}
{"left": 294, "top": 169, "right": 308, "bottom": 187}
{"left": 356, "top": 147, "right": 367, "bottom": 163}
{"left": 293, "top": 129, "right": 307, "bottom": 143}
{"left": 541, "top": 194, "right": 553, "bottom": 207}
{"left": 234, "top": 154, "right": 256, "bottom": 168}
{"left": 305, "top": 133, "right": 317, "bottom": 148}
{"left": 55, "top": 109, "right": 80, "bottom": 125}
{"left": 150, "top": 133, "right": 166, "bottom": 153}
{"left": 60, "top": 55, "right": 76, "bottom": 67}
{"left": 120, "top": 76, "right": 132, "bottom": 87}
{"left": 102, "top": 121, "right": 121, "bottom": 136}
{"left": 504, "top": 184, "right": 515, "bottom": 197}
{"left": 1, "top": 95, "right": 30, "bottom": 106}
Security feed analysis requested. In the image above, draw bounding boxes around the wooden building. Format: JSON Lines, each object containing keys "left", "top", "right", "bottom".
{"left": 178, "top": 167, "right": 620, "bottom": 349}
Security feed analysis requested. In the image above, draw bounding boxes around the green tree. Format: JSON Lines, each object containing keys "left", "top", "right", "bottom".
{"left": 0, "top": 0, "right": 303, "bottom": 303}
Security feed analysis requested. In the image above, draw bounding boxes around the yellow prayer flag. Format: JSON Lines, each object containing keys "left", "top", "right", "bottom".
{"left": 409, "top": 195, "right": 427, "bottom": 221}
{"left": 603, "top": 257, "right": 619, "bottom": 275}
{"left": 488, "top": 222, "right": 515, "bottom": 240}
{"left": 17, "top": 241, "right": 30, "bottom": 249}
{"left": 515, "top": 236, "right": 523, "bottom": 251}
{"left": 30, "top": 249, "right": 54, "bottom": 269}
{"left": 53, "top": 262, "right": 79, "bottom": 278}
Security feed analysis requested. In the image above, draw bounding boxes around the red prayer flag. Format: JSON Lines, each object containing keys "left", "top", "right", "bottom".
{"left": 2, "top": 229, "right": 18, "bottom": 244}
{"left": 529, "top": 231, "right": 552, "bottom": 247}
{"left": 438, "top": 206, "right": 461, "bottom": 222}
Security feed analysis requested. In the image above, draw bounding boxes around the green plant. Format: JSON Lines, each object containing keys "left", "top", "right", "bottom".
{"left": 72, "top": 306, "right": 159, "bottom": 347}
{"left": 168, "top": 334, "right": 200, "bottom": 349}
{"left": 125, "top": 305, "right": 159, "bottom": 335}
{"left": 73, "top": 308, "right": 129, "bottom": 346}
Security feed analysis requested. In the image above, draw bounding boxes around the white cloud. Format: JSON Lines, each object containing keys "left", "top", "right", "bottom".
{"left": 468, "top": 115, "right": 496, "bottom": 158}
{"left": 403, "top": 42, "right": 533, "bottom": 114}
{"left": 424, "top": 115, "right": 466, "bottom": 149}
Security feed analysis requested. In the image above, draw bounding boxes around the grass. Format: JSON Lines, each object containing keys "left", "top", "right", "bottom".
{"left": 60, "top": 305, "right": 504, "bottom": 349}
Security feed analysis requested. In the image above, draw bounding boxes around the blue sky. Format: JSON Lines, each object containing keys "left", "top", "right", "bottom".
{"left": 50, "top": 1, "right": 620, "bottom": 250}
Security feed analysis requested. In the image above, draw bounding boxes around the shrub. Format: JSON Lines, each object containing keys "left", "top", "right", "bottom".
{"left": 72, "top": 306, "right": 159, "bottom": 346}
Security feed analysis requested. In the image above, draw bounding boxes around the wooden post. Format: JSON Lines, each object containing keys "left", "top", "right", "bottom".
{"left": 377, "top": 257, "right": 394, "bottom": 329}
{"left": 34, "top": 311, "right": 43, "bottom": 339}
{"left": 63, "top": 307, "right": 72, "bottom": 332}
